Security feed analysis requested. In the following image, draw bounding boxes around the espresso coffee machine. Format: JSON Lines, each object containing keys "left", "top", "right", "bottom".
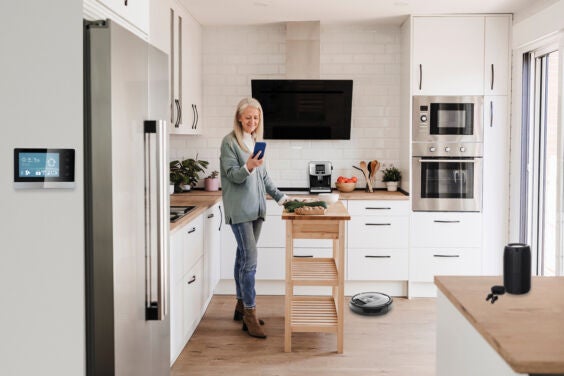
{"left": 309, "top": 161, "right": 333, "bottom": 193}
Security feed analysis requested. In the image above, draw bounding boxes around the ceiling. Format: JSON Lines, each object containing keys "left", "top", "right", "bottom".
{"left": 178, "top": 0, "right": 543, "bottom": 26}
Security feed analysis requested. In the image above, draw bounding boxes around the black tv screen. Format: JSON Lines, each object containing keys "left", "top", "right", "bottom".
{"left": 251, "top": 79, "right": 353, "bottom": 140}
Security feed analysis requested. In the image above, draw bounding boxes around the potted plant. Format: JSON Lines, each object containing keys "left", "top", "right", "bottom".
{"left": 169, "top": 155, "right": 209, "bottom": 193}
{"left": 204, "top": 170, "right": 220, "bottom": 191}
{"left": 382, "top": 166, "right": 401, "bottom": 192}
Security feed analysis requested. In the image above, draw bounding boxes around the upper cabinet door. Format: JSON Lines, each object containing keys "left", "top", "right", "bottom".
{"left": 148, "top": 0, "right": 170, "bottom": 54}
{"left": 484, "top": 16, "right": 511, "bottom": 96}
{"left": 412, "top": 16, "right": 485, "bottom": 95}
{"left": 96, "top": 0, "right": 149, "bottom": 35}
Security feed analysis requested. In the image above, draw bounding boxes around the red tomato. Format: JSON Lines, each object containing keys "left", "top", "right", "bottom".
{"left": 351, "top": 177, "right": 358, "bottom": 183}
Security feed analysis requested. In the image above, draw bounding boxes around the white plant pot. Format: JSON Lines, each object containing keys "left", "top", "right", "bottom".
{"left": 385, "top": 181, "right": 398, "bottom": 192}
{"left": 169, "top": 184, "right": 174, "bottom": 195}
{"left": 181, "top": 184, "right": 191, "bottom": 192}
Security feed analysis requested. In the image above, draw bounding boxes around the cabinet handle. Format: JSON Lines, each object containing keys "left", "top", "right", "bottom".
{"left": 174, "top": 99, "right": 181, "bottom": 127}
{"left": 433, "top": 220, "right": 460, "bottom": 223}
{"left": 207, "top": 213, "right": 215, "bottom": 219}
{"left": 191, "top": 104, "right": 196, "bottom": 129}
{"left": 365, "top": 223, "right": 391, "bottom": 226}
{"left": 187, "top": 227, "right": 196, "bottom": 234}
{"left": 490, "top": 100, "right": 493, "bottom": 128}
{"left": 419, "top": 64, "right": 422, "bottom": 90}
{"left": 490, "top": 63, "right": 494, "bottom": 90}
{"left": 187, "top": 275, "right": 196, "bottom": 284}
{"left": 194, "top": 104, "right": 199, "bottom": 129}
{"left": 433, "top": 254, "right": 460, "bottom": 258}
{"left": 294, "top": 255, "right": 313, "bottom": 258}
{"left": 124, "top": 0, "right": 128, "bottom": 5}
{"left": 218, "top": 205, "right": 223, "bottom": 231}
{"left": 365, "top": 255, "right": 391, "bottom": 258}
{"left": 365, "top": 207, "right": 391, "bottom": 210}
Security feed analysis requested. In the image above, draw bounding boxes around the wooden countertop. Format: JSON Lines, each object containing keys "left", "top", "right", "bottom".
{"left": 281, "top": 200, "right": 351, "bottom": 221}
{"left": 168, "top": 188, "right": 405, "bottom": 231}
{"left": 435, "top": 276, "right": 564, "bottom": 374}
{"left": 169, "top": 191, "right": 222, "bottom": 232}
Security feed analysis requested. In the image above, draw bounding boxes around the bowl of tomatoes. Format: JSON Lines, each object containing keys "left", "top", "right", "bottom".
{"left": 335, "top": 176, "right": 357, "bottom": 192}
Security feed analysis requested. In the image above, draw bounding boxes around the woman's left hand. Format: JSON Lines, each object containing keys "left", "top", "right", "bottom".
{"left": 246, "top": 151, "right": 264, "bottom": 172}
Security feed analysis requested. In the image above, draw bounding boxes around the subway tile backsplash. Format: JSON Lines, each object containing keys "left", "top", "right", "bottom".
{"left": 170, "top": 23, "right": 401, "bottom": 189}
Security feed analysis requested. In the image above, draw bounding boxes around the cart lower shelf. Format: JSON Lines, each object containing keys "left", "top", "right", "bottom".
{"left": 290, "top": 296, "right": 338, "bottom": 332}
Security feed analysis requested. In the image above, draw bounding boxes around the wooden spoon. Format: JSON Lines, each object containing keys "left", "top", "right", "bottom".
{"left": 370, "top": 160, "right": 379, "bottom": 185}
{"left": 359, "top": 161, "right": 373, "bottom": 192}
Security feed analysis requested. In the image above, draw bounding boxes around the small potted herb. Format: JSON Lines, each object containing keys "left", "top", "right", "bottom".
{"left": 169, "top": 155, "right": 209, "bottom": 193}
{"left": 204, "top": 170, "right": 220, "bottom": 191}
{"left": 382, "top": 166, "right": 401, "bottom": 192}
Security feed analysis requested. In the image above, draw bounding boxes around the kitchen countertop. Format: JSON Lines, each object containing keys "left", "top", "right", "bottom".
{"left": 169, "top": 188, "right": 408, "bottom": 231}
{"left": 435, "top": 276, "right": 564, "bottom": 374}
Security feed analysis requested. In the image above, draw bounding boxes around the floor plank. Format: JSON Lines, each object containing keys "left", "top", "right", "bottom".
{"left": 171, "top": 295, "right": 436, "bottom": 376}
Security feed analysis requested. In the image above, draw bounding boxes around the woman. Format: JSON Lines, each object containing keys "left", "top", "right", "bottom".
{"left": 220, "top": 97, "right": 288, "bottom": 339}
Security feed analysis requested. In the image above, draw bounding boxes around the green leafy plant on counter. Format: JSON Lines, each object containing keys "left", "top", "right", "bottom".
{"left": 382, "top": 166, "right": 401, "bottom": 182}
{"left": 206, "top": 170, "right": 219, "bottom": 179}
{"left": 283, "top": 200, "right": 327, "bottom": 213}
{"left": 169, "top": 154, "right": 209, "bottom": 192}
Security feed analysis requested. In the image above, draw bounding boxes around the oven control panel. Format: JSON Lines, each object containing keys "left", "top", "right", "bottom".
{"left": 412, "top": 143, "right": 483, "bottom": 157}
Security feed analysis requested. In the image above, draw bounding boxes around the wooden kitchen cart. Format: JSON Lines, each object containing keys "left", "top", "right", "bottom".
{"left": 282, "top": 201, "right": 350, "bottom": 353}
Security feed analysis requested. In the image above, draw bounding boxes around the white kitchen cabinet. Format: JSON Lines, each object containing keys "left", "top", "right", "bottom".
{"left": 183, "top": 257, "right": 204, "bottom": 341}
{"left": 347, "top": 200, "right": 409, "bottom": 281}
{"left": 412, "top": 16, "right": 485, "bottom": 95}
{"left": 169, "top": 214, "right": 204, "bottom": 364}
{"left": 484, "top": 16, "right": 511, "bottom": 96}
{"left": 410, "top": 212, "right": 482, "bottom": 288}
{"left": 149, "top": 0, "right": 202, "bottom": 134}
{"left": 84, "top": 0, "right": 149, "bottom": 38}
{"left": 482, "top": 96, "right": 510, "bottom": 274}
{"left": 410, "top": 212, "right": 482, "bottom": 248}
{"left": 410, "top": 247, "right": 481, "bottom": 282}
{"left": 168, "top": 2, "right": 202, "bottom": 135}
{"left": 203, "top": 202, "right": 222, "bottom": 302}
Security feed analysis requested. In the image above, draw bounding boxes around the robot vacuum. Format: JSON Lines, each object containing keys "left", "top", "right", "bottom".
{"left": 349, "top": 292, "right": 393, "bottom": 316}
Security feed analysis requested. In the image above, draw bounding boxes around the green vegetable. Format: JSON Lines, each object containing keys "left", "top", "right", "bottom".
{"left": 283, "top": 200, "right": 327, "bottom": 213}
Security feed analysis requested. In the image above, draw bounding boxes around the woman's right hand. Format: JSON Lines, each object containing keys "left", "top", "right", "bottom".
{"left": 246, "top": 151, "right": 264, "bottom": 172}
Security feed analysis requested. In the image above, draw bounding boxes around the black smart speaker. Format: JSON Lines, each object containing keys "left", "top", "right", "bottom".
{"left": 503, "top": 243, "right": 531, "bottom": 294}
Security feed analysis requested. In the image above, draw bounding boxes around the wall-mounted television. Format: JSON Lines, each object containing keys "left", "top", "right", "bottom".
{"left": 251, "top": 79, "right": 353, "bottom": 140}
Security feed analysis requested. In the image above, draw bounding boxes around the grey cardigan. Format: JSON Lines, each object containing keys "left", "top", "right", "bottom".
{"left": 220, "top": 132, "right": 285, "bottom": 225}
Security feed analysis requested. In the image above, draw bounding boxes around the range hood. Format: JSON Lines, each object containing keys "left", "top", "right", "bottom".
{"left": 285, "top": 21, "right": 320, "bottom": 79}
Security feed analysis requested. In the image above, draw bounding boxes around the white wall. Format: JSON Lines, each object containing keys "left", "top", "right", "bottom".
{"left": 170, "top": 23, "right": 402, "bottom": 189}
{"left": 509, "top": 0, "right": 564, "bottom": 242}
{"left": 0, "top": 2, "right": 85, "bottom": 376}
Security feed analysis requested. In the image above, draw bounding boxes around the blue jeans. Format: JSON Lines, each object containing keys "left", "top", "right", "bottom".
{"left": 230, "top": 218, "right": 264, "bottom": 309}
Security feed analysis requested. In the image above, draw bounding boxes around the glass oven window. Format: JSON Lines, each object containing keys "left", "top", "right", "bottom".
{"left": 421, "top": 160, "right": 475, "bottom": 199}
{"left": 430, "top": 103, "right": 474, "bottom": 135}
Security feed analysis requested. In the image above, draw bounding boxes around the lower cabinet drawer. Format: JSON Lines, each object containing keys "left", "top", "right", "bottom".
{"left": 348, "top": 216, "right": 409, "bottom": 249}
{"left": 347, "top": 248, "right": 408, "bottom": 281}
{"left": 409, "top": 247, "right": 481, "bottom": 282}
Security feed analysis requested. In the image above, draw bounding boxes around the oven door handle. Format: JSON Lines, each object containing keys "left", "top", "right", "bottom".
{"left": 418, "top": 159, "right": 476, "bottom": 163}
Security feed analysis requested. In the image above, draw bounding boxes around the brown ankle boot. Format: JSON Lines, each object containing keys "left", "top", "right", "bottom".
{"left": 242, "top": 307, "right": 267, "bottom": 338}
{"left": 234, "top": 299, "right": 264, "bottom": 325}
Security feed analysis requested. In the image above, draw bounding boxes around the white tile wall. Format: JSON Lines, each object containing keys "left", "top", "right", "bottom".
{"left": 170, "top": 23, "right": 402, "bottom": 189}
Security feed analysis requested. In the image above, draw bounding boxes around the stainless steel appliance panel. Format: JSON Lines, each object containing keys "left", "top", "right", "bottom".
{"left": 85, "top": 20, "right": 169, "bottom": 376}
{"left": 412, "top": 96, "right": 483, "bottom": 143}
{"left": 412, "top": 156, "right": 482, "bottom": 212}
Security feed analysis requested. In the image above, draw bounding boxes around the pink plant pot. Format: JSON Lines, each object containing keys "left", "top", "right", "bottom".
{"left": 204, "top": 178, "right": 219, "bottom": 191}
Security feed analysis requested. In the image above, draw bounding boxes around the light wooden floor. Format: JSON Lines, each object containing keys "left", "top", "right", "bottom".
{"left": 171, "top": 295, "right": 436, "bottom": 376}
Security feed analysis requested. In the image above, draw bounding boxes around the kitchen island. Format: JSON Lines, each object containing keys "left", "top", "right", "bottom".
{"left": 282, "top": 200, "right": 351, "bottom": 353}
{"left": 435, "top": 276, "right": 564, "bottom": 376}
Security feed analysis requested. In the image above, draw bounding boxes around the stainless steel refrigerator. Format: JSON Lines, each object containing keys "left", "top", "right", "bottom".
{"left": 84, "top": 20, "right": 170, "bottom": 376}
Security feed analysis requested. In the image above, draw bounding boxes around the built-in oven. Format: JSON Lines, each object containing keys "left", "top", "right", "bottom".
{"left": 413, "top": 96, "right": 483, "bottom": 143}
{"left": 412, "top": 143, "right": 483, "bottom": 212}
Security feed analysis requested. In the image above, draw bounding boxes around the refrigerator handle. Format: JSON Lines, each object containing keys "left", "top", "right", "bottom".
{"left": 144, "top": 120, "right": 168, "bottom": 321}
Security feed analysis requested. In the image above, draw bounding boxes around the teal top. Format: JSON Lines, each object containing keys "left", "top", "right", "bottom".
{"left": 220, "top": 132, "right": 285, "bottom": 225}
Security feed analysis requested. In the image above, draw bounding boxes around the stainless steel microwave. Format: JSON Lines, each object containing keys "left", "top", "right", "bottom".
{"left": 412, "top": 96, "right": 483, "bottom": 143}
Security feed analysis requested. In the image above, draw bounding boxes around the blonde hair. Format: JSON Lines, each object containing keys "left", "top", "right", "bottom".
{"left": 233, "top": 97, "right": 264, "bottom": 153}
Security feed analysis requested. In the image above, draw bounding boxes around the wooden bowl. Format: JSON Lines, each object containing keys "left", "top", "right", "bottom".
{"left": 335, "top": 182, "right": 356, "bottom": 193}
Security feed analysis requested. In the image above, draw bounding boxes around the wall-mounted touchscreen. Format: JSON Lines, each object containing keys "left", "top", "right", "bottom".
{"left": 14, "top": 148, "right": 75, "bottom": 189}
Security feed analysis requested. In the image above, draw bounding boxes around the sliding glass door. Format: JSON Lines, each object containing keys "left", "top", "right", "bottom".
{"left": 522, "top": 47, "right": 561, "bottom": 276}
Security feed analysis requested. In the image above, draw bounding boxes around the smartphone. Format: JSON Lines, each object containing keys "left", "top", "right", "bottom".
{"left": 253, "top": 142, "right": 266, "bottom": 160}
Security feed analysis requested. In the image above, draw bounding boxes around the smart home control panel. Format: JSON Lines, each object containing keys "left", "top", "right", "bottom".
{"left": 14, "top": 148, "right": 75, "bottom": 189}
